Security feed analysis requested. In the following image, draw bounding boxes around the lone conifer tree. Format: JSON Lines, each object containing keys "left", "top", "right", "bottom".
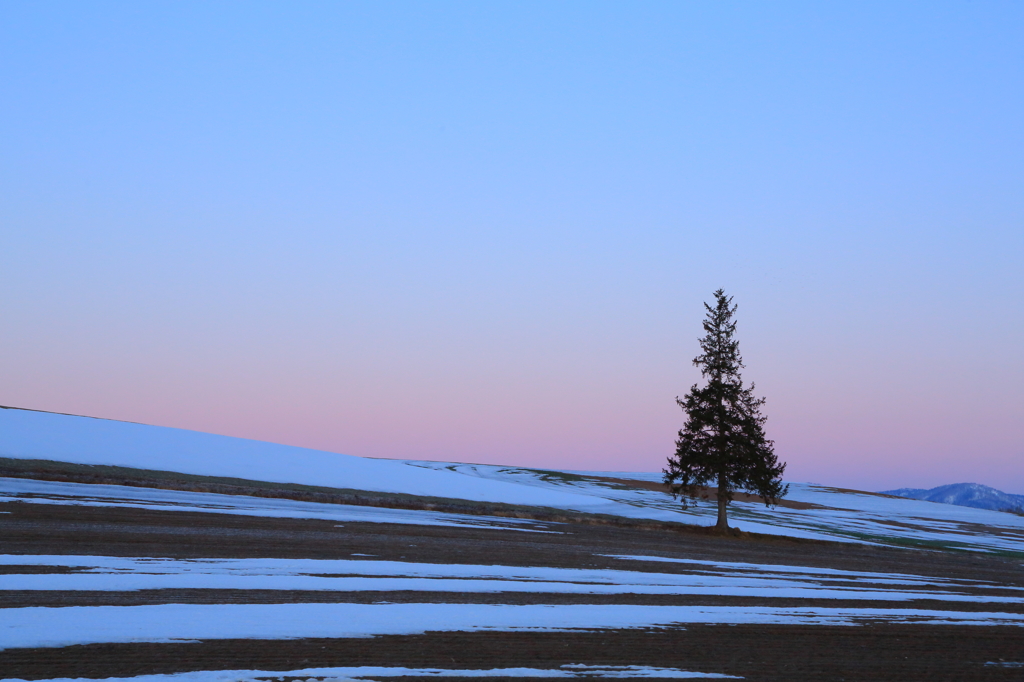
{"left": 664, "top": 289, "right": 787, "bottom": 531}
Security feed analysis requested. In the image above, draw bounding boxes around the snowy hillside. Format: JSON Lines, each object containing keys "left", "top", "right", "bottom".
{"left": 4, "top": 406, "right": 1024, "bottom": 680}
{"left": 883, "top": 482, "right": 1024, "bottom": 512}
{"left": 3, "top": 406, "right": 1024, "bottom": 555}
{"left": 0, "top": 406, "right": 596, "bottom": 509}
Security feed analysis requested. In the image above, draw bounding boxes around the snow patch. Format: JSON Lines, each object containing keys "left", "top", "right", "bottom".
{"left": 0, "top": 478, "right": 555, "bottom": 532}
{"left": 3, "top": 555, "right": 1017, "bottom": 603}
{"left": 3, "top": 603, "right": 1023, "bottom": 651}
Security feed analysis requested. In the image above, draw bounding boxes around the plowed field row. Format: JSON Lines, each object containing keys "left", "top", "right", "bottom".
{"left": 2, "top": 496, "right": 1023, "bottom": 681}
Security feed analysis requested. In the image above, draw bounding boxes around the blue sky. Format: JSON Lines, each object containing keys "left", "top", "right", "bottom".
{"left": 2, "top": 1, "right": 1022, "bottom": 491}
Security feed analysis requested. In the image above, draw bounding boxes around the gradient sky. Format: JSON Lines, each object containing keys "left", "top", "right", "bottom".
{"left": 2, "top": 1, "right": 1022, "bottom": 492}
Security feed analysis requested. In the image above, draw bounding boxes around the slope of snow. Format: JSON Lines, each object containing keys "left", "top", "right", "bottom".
{"left": 0, "top": 408, "right": 595, "bottom": 508}
{"left": 4, "top": 407, "right": 1024, "bottom": 554}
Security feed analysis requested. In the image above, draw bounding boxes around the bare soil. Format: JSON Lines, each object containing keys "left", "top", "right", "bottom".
{"left": 2, "top": 627, "right": 1023, "bottom": 682}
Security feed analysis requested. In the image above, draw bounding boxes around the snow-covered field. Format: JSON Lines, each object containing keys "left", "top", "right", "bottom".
{"left": 0, "top": 478, "right": 553, "bottom": 533}
{"left": 3, "top": 407, "right": 1024, "bottom": 680}
{"left": 7, "top": 601, "right": 1024, "bottom": 652}
{"left": 3, "top": 407, "right": 1023, "bottom": 554}
{"left": 0, "top": 408, "right": 594, "bottom": 507}
{"left": 5, "top": 550, "right": 1022, "bottom": 654}
{"left": 416, "top": 462, "right": 1024, "bottom": 553}
{"left": 5, "top": 553, "right": 1017, "bottom": 603}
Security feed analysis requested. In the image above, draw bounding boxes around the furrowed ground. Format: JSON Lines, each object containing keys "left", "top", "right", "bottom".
{"left": 2, "top": 478, "right": 1024, "bottom": 682}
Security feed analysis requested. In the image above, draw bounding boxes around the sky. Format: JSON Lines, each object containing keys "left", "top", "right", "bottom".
{"left": 1, "top": 1, "right": 1022, "bottom": 492}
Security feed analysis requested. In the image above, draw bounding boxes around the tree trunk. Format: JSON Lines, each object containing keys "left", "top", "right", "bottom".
{"left": 715, "top": 478, "right": 729, "bottom": 531}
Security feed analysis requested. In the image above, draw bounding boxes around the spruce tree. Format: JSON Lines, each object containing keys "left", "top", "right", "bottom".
{"left": 664, "top": 289, "right": 787, "bottom": 531}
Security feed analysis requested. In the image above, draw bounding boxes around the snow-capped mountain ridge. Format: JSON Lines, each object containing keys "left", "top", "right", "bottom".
{"left": 882, "top": 483, "right": 1024, "bottom": 513}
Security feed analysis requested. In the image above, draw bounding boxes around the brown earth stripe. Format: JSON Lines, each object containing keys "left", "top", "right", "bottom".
{"left": 3, "top": 501, "right": 1022, "bottom": 587}
{"left": 1, "top": 626, "right": 1023, "bottom": 682}
{"left": 0, "top": 463, "right": 810, "bottom": 535}
{"left": 3, "top": 589, "right": 1023, "bottom": 611}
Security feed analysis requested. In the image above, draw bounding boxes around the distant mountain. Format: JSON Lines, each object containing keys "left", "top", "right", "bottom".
{"left": 882, "top": 483, "right": 1024, "bottom": 513}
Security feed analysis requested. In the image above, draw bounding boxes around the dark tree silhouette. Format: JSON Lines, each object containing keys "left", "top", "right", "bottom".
{"left": 664, "top": 289, "right": 787, "bottom": 531}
